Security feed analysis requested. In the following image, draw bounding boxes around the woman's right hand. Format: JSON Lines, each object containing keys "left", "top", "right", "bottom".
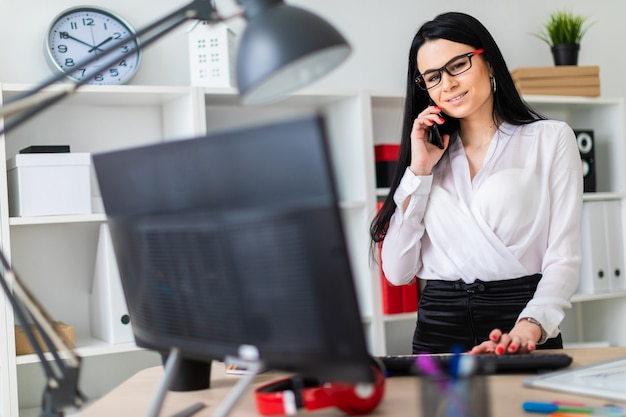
{"left": 408, "top": 105, "right": 450, "bottom": 176}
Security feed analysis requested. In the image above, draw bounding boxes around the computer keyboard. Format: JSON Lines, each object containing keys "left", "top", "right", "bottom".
{"left": 378, "top": 352, "right": 573, "bottom": 376}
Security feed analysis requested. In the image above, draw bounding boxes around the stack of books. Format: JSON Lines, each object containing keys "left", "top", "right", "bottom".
{"left": 510, "top": 66, "right": 600, "bottom": 97}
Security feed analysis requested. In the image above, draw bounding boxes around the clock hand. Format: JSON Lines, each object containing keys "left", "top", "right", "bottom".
{"left": 59, "top": 32, "right": 97, "bottom": 50}
{"left": 88, "top": 36, "right": 113, "bottom": 53}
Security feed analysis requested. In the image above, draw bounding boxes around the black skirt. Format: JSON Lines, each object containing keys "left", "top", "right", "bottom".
{"left": 412, "top": 274, "right": 563, "bottom": 354}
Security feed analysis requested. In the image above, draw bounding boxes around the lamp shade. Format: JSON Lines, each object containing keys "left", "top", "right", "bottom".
{"left": 236, "top": 3, "right": 351, "bottom": 106}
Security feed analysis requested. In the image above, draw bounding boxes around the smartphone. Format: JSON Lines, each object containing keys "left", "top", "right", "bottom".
{"left": 428, "top": 100, "right": 448, "bottom": 149}
{"left": 429, "top": 123, "right": 445, "bottom": 149}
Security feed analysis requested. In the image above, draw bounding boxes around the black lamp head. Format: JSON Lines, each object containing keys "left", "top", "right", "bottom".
{"left": 235, "top": 0, "right": 351, "bottom": 105}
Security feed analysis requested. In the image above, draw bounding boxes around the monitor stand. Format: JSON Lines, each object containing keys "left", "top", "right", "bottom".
{"left": 145, "top": 346, "right": 263, "bottom": 417}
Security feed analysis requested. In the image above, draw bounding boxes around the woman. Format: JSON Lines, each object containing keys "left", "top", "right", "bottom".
{"left": 370, "top": 12, "right": 582, "bottom": 355}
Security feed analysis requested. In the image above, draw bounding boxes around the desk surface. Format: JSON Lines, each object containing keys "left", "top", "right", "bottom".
{"left": 79, "top": 347, "right": 626, "bottom": 417}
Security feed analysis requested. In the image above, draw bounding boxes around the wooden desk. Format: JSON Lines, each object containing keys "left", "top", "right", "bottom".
{"left": 79, "top": 347, "right": 626, "bottom": 416}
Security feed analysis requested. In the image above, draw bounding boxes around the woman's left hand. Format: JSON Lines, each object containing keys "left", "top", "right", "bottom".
{"left": 468, "top": 320, "right": 543, "bottom": 354}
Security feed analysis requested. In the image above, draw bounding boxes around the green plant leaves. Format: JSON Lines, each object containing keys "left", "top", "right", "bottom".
{"left": 533, "top": 10, "right": 594, "bottom": 47}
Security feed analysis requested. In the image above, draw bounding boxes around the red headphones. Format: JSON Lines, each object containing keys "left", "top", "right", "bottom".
{"left": 254, "top": 359, "right": 386, "bottom": 416}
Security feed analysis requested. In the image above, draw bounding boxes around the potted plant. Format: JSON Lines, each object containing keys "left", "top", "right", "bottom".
{"left": 534, "top": 10, "right": 594, "bottom": 66}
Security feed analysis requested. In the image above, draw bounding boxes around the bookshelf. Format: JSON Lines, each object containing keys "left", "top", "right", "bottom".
{"left": 0, "top": 85, "right": 625, "bottom": 416}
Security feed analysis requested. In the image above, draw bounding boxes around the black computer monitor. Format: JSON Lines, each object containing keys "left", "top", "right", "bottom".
{"left": 92, "top": 114, "right": 374, "bottom": 387}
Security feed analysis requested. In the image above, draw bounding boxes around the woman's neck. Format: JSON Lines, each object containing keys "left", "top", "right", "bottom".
{"left": 458, "top": 116, "right": 501, "bottom": 150}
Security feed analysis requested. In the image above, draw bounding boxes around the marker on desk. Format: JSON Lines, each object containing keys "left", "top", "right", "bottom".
{"left": 448, "top": 345, "right": 463, "bottom": 378}
{"left": 522, "top": 401, "right": 625, "bottom": 416}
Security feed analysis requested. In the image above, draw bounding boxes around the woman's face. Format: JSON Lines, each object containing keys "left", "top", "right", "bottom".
{"left": 416, "top": 39, "right": 493, "bottom": 121}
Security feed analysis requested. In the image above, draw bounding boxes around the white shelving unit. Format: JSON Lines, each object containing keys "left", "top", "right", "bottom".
{"left": 1, "top": 84, "right": 626, "bottom": 416}
{"left": 0, "top": 83, "right": 202, "bottom": 417}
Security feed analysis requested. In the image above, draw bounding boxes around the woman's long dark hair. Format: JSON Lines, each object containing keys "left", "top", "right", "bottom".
{"left": 370, "top": 11, "right": 544, "bottom": 246}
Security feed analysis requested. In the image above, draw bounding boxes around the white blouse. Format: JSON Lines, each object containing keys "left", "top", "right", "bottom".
{"left": 381, "top": 120, "right": 583, "bottom": 338}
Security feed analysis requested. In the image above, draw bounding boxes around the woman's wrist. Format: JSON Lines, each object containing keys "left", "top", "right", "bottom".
{"left": 521, "top": 317, "right": 548, "bottom": 344}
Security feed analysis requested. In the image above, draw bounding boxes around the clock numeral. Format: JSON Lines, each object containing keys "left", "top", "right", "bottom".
{"left": 70, "top": 22, "right": 78, "bottom": 30}
{"left": 64, "top": 58, "right": 76, "bottom": 67}
{"left": 113, "top": 32, "right": 123, "bottom": 40}
{"left": 58, "top": 45, "right": 68, "bottom": 54}
{"left": 119, "top": 59, "right": 128, "bottom": 67}
{"left": 82, "top": 17, "right": 95, "bottom": 26}
{"left": 94, "top": 74, "right": 105, "bottom": 82}
{"left": 109, "top": 68, "right": 119, "bottom": 77}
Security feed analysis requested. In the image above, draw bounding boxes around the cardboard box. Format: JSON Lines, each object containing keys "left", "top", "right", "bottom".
{"left": 15, "top": 321, "right": 75, "bottom": 355}
{"left": 511, "top": 65, "right": 599, "bottom": 79}
{"left": 510, "top": 66, "right": 601, "bottom": 97}
{"left": 7, "top": 153, "right": 92, "bottom": 217}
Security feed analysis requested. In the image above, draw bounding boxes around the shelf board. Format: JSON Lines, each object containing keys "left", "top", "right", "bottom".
{"left": 523, "top": 95, "right": 623, "bottom": 106}
{"left": 582, "top": 192, "right": 626, "bottom": 201}
{"left": 571, "top": 290, "right": 626, "bottom": 303}
{"left": 375, "top": 190, "right": 625, "bottom": 201}
{"left": 339, "top": 200, "right": 367, "bottom": 210}
{"left": 16, "top": 338, "right": 141, "bottom": 365}
{"left": 9, "top": 213, "right": 107, "bottom": 226}
{"left": 382, "top": 312, "right": 416, "bottom": 323}
{"left": 1, "top": 83, "right": 194, "bottom": 107}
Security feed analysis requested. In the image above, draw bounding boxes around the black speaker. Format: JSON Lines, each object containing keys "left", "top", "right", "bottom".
{"left": 575, "top": 130, "right": 596, "bottom": 193}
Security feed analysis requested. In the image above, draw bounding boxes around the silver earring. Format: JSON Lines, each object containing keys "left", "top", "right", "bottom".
{"left": 490, "top": 76, "right": 497, "bottom": 93}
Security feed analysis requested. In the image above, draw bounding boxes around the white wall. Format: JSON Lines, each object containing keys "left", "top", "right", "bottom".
{"left": 0, "top": 0, "right": 625, "bottom": 98}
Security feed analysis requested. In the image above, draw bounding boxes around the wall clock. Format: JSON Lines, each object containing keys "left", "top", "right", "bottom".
{"left": 46, "top": 6, "right": 141, "bottom": 85}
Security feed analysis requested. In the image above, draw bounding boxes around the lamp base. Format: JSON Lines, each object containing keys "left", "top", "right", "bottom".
{"left": 160, "top": 353, "right": 212, "bottom": 391}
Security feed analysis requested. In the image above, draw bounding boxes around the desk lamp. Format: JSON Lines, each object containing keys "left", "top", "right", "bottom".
{"left": 1, "top": 0, "right": 351, "bottom": 132}
{"left": 0, "top": 1, "right": 350, "bottom": 416}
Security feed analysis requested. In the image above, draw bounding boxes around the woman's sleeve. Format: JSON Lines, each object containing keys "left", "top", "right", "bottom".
{"left": 519, "top": 124, "right": 583, "bottom": 338}
{"left": 380, "top": 168, "right": 433, "bottom": 285}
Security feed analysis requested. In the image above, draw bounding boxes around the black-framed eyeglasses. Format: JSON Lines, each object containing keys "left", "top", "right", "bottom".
{"left": 415, "top": 49, "right": 485, "bottom": 90}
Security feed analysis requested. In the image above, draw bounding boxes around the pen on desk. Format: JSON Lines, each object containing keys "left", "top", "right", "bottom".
{"left": 448, "top": 345, "right": 463, "bottom": 378}
{"left": 522, "top": 401, "right": 625, "bottom": 416}
{"left": 169, "top": 402, "right": 206, "bottom": 417}
{"left": 548, "top": 414, "right": 624, "bottom": 417}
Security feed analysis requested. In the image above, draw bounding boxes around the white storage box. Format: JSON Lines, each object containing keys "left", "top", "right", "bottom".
{"left": 7, "top": 153, "right": 92, "bottom": 217}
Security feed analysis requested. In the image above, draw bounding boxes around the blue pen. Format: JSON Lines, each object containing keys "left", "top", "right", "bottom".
{"left": 522, "top": 401, "right": 625, "bottom": 416}
{"left": 448, "top": 345, "right": 463, "bottom": 378}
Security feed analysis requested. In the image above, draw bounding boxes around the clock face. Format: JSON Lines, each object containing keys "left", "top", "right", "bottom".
{"left": 46, "top": 7, "right": 141, "bottom": 85}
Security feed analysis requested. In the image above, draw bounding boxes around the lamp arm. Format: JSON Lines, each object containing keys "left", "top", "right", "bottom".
{"left": 0, "top": 269, "right": 58, "bottom": 379}
{"left": 0, "top": 0, "right": 238, "bottom": 135}
{"left": 0, "top": 249, "right": 86, "bottom": 416}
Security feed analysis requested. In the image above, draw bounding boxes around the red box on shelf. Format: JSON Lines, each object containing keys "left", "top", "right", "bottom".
{"left": 374, "top": 144, "right": 400, "bottom": 188}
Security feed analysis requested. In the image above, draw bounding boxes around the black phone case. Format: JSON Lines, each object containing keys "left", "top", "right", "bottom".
{"left": 429, "top": 124, "right": 445, "bottom": 149}
{"left": 427, "top": 99, "right": 447, "bottom": 149}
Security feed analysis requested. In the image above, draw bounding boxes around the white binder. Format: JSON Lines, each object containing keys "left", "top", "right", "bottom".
{"left": 90, "top": 223, "right": 134, "bottom": 344}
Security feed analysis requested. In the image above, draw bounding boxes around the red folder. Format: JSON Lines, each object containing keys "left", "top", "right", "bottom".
{"left": 401, "top": 280, "right": 418, "bottom": 313}
{"left": 377, "top": 201, "right": 403, "bottom": 314}
{"left": 379, "top": 250, "right": 404, "bottom": 314}
{"left": 376, "top": 201, "right": 419, "bottom": 314}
